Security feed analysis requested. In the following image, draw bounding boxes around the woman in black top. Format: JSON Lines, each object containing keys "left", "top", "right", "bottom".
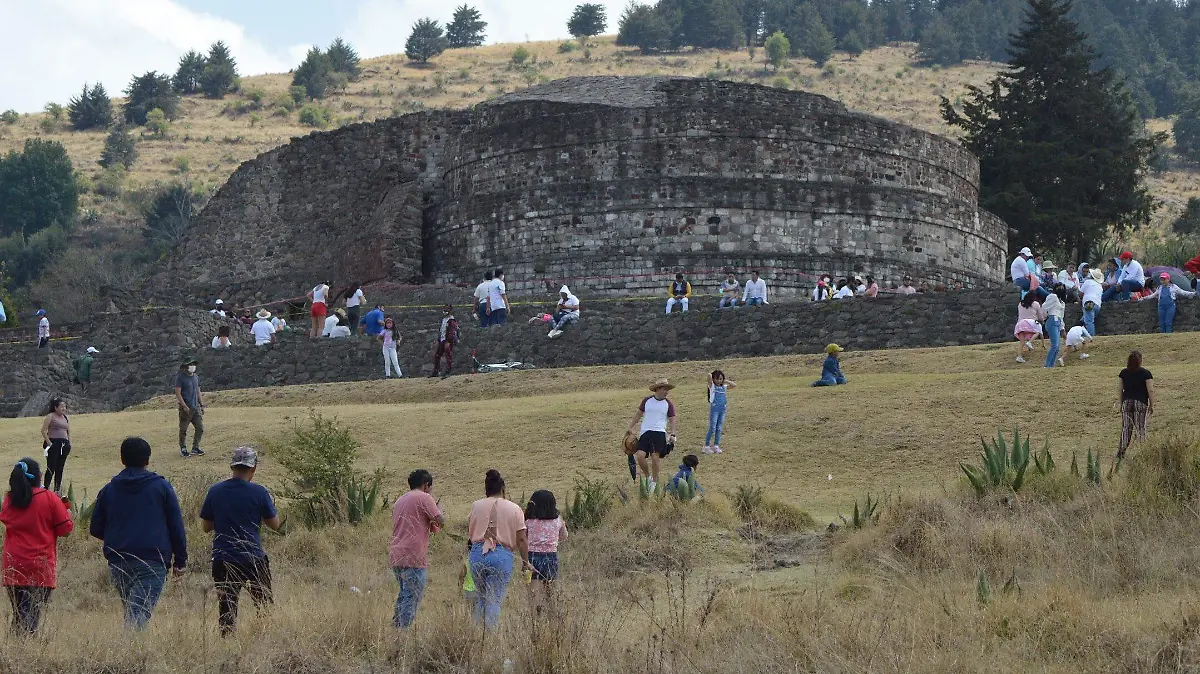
{"left": 1117, "top": 350, "right": 1155, "bottom": 459}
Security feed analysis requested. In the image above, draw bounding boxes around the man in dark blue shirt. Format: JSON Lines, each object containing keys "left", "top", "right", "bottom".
{"left": 199, "top": 446, "right": 280, "bottom": 636}
{"left": 359, "top": 303, "right": 386, "bottom": 337}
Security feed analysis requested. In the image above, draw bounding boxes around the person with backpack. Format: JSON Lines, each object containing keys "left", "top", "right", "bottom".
{"left": 431, "top": 305, "right": 459, "bottom": 378}
{"left": 1, "top": 458, "right": 74, "bottom": 634}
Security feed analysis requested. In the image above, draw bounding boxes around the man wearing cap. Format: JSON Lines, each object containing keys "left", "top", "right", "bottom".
{"left": 431, "top": 305, "right": 459, "bottom": 378}
{"left": 626, "top": 379, "right": 678, "bottom": 492}
{"left": 812, "top": 344, "right": 848, "bottom": 387}
{"left": 174, "top": 359, "right": 205, "bottom": 457}
{"left": 73, "top": 346, "right": 99, "bottom": 393}
{"left": 35, "top": 309, "right": 50, "bottom": 348}
{"left": 1010, "top": 248, "right": 1048, "bottom": 299}
{"left": 547, "top": 285, "right": 580, "bottom": 339}
{"left": 1137, "top": 271, "right": 1197, "bottom": 333}
{"left": 210, "top": 300, "right": 226, "bottom": 318}
{"left": 251, "top": 309, "right": 276, "bottom": 346}
{"left": 742, "top": 270, "right": 768, "bottom": 307}
{"left": 1103, "top": 251, "right": 1145, "bottom": 302}
{"left": 199, "top": 447, "right": 280, "bottom": 636}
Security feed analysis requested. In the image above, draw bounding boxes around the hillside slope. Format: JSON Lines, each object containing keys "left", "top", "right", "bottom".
{"left": 1, "top": 38, "right": 1195, "bottom": 239}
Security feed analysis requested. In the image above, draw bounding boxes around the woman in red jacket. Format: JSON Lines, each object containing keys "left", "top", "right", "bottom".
{"left": 1, "top": 458, "right": 74, "bottom": 633}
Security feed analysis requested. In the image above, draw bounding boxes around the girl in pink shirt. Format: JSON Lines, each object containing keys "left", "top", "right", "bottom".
{"left": 524, "top": 490, "right": 567, "bottom": 607}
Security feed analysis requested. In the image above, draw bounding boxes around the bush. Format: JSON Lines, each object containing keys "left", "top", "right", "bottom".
{"left": 298, "top": 104, "right": 331, "bottom": 128}
{"left": 94, "top": 165, "right": 126, "bottom": 198}
{"left": 43, "top": 103, "right": 64, "bottom": 121}
{"left": 243, "top": 86, "right": 266, "bottom": 105}
{"left": 511, "top": 46, "right": 531, "bottom": 65}
{"left": 98, "top": 125, "right": 137, "bottom": 169}
{"left": 563, "top": 475, "right": 614, "bottom": 529}
{"left": 730, "top": 485, "right": 814, "bottom": 532}
{"left": 145, "top": 108, "right": 169, "bottom": 137}
{"left": 289, "top": 85, "right": 308, "bottom": 106}
{"left": 765, "top": 31, "right": 790, "bottom": 71}
{"left": 558, "top": 41, "right": 578, "bottom": 53}
{"left": 1125, "top": 434, "right": 1200, "bottom": 506}
{"left": 0, "top": 110, "right": 18, "bottom": 125}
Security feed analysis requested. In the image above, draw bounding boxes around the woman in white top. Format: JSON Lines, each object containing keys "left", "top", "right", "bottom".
{"left": 344, "top": 283, "right": 365, "bottom": 333}
{"left": 211, "top": 325, "right": 233, "bottom": 349}
{"left": 307, "top": 281, "right": 331, "bottom": 339}
{"left": 1041, "top": 284, "right": 1067, "bottom": 368}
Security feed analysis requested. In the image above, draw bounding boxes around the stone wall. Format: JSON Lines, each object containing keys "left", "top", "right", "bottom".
{"left": 3, "top": 290, "right": 1194, "bottom": 417}
{"left": 164, "top": 76, "right": 1007, "bottom": 305}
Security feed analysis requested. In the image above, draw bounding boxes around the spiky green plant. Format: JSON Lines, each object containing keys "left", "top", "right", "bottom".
{"left": 65, "top": 483, "right": 95, "bottom": 526}
{"left": 976, "top": 569, "right": 991, "bottom": 606}
{"left": 839, "top": 492, "right": 883, "bottom": 529}
{"left": 1002, "top": 568, "right": 1020, "bottom": 596}
{"left": 730, "top": 484, "right": 764, "bottom": 519}
{"left": 1086, "top": 449, "right": 1102, "bottom": 485}
{"left": 669, "top": 474, "right": 699, "bottom": 501}
{"left": 961, "top": 429, "right": 1033, "bottom": 497}
{"left": 1032, "top": 440, "right": 1056, "bottom": 475}
{"left": 1070, "top": 451, "right": 1081, "bottom": 477}
{"left": 564, "top": 475, "right": 614, "bottom": 529}
{"left": 346, "top": 473, "right": 382, "bottom": 525}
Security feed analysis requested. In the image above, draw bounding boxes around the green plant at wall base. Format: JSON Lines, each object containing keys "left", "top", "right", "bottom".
{"left": 66, "top": 483, "right": 95, "bottom": 526}
{"left": 961, "top": 429, "right": 1032, "bottom": 497}
{"left": 839, "top": 492, "right": 883, "bottom": 529}
{"left": 669, "top": 474, "right": 699, "bottom": 501}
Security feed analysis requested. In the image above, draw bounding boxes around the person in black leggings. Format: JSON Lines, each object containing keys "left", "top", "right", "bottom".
{"left": 40, "top": 399, "right": 71, "bottom": 495}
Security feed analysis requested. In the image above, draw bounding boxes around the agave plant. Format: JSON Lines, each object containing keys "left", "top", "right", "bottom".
{"left": 1085, "top": 448, "right": 1102, "bottom": 486}
{"left": 1032, "top": 440, "right": 1056, "bottom": 475}
{"left": 839, "top": 492, "right": 883, "bottom": 529}
{"left": 346, "top": 474, "right": 382, "bottom": 525}
{"left": 961, "top": 429, "right": 1032, "bottom": 497}
{"left": 669, "top": 474, "right": 699, "bottom": 502}
{"left": 65, "top": 483, "right": 95, "bottom": 526}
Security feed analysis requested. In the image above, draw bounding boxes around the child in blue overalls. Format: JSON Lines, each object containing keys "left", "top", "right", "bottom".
{"left": 812, "top": 344, "right": 848, "bottom": 386}
{"left": 704, "top": 370, "right": 737, "bottom": 454}
{"left": 1138, "top": 271, "right": 1196, "bottom": 333}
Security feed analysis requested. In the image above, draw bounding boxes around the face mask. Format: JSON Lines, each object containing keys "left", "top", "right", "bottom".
{"left": 187, "top": 366, "right": 197, "bottom": 375}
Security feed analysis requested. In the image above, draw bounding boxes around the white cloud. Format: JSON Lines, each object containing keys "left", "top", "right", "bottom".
{"left": 0, "top": 0, "right": 290, "bottom": 112}
{"left": 344, "top": 0, "right": 630, "bottom": 59}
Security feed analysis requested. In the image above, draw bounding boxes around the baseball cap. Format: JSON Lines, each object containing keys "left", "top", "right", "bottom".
{"left": 1019, "top": 247, "right": 1032, "bottom": 257}
{"left": 1120, "top": 251, "right": 1133, "bottom": 260}
{"left": 86, "top": 346, "right": 99, "bottom": 354}
{"left": 215, "top": 299, "right": 224, "bottom": 305}
{"left": 825, "top": 343, "right": 844, "bottom": 354}
{"left": 230, "top": 446, "right": 258, "bottom": 468}
{"left": 1160, "top": 272, "right": 1172, "bottom": 280}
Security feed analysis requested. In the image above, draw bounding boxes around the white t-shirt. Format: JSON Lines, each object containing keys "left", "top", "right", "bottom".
{"left": 251, "top": 319, "right": 275, "bottom": 346}
{"left": 211, "top": 336, "right": 232, "bottom": 349}
{"left": 833, "top": 286, "right": 854, "bottom": 299}
{"left": 1081, "top": 279, "right": 1103, "bottom": 307}
{"left": 639, "top": 396, "right": 676, "bottom": 434}
{"left": 1065, "top": 326, "right": 1091, "bottom": 347}
{"left": 474, "top": 281, "right": 491, "bottom": 304}
{"left": 1058, "top": 270, "right": 1079, "bottom": 289}
{"left": 312, "top": 284, "right": 329, "bottom": 304}
{"left": 345, "top": 289, "right": 364, "bottom": 308}
{"left": 38, "top": 317, "right": 50, "bottom": 338}
{"left": 742, "top": 278, "right": 768, "bottom": 302}
{"left": 1119, "top": 260, "right": 1144, "bottom": 285}
{"left": 1010, "top": 257, "right": 1028, "bottom": 282}
{"left": 329, "top": 325, "right": 351, "bottom": 338}
{"left": 322, "top": 316, "right": 340, "bottom": 337}
{"left": 271, "top": 317, "right": 286, "bottom": 331}
{"left": 209, "top": 309, "right": 226, "bottom": 318}
{"left": 487, "top": 278, "right": 508, "bottom": 311}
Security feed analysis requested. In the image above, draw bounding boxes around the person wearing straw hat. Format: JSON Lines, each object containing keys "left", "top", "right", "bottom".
{"left": 1080, "top": 268, "right": 1104, "bottom": 336}
{"left": 199, "top": 446, "right": 280, "bottom": 636}
{"left": 251, "top": 309, "right": 277, "bottom": 346}
{"left": 174, "top": 358, "right": 205, "bottom": 457}
{"left": 626, "top": 379, "right": 678, "bottom": 492}
{"left": 811, "top": 344, "right": 848, "bottom": 386}
{"left": 1038, "top": 260, "right": 1059, "bottom": 289}
{"left": 1136, "top": 271, "right": 1197, "bottom": 333}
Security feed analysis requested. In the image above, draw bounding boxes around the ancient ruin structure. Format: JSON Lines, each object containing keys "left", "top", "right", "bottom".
{"left": 165, "top": 76, "right": 1007, "bottom": 300}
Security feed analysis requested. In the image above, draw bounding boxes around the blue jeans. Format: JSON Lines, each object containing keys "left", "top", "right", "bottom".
{"left": 1083, "top": 302, "right": 1099, "bottom": 336}
{"left": 391, "top": 567, "right": 428, "bottom": 628}
{"left": 718, "top": 296, "right": 738, "bottom": 309}
{"left": 551, "top": 312, "right": 579, "bottom": 331}
{"left": 468, "top": 542, "right": 513, "bottom": 628}
{"left": 1013, "top": 277, "right": 1048, "bottom": 300}
{"left": 108, "top": 559, "right": 168, "bottom": 630}
{"left": 477, "top": 303, "right": 488, "bottom": 328}
{"left": 1103, "top": 280, "right": 1143, "bottom": 302}
{"left": 1160, "top": 303, "right": 1176, "bottom": 333}
{"left": 744, "top": 297, "right": 764, "bottom": 307}
{"left": 1044, "top": 316, "right": 1062, "bottom": 367}
{"left": 705, "top": 404, "right": 727, "bottom": 446}
{"left": 812, "top": 375, "right": 847, "bottom": 387}
{"left": 488, "top": 308, "right": 507, "bottom": 327}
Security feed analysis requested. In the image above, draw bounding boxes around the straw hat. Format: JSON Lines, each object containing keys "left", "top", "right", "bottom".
{"left": 1042, "top": 260, "right": 1058, "bottom": 271}
{"left": 255, "top": 309, "right": 272, "bottom": 319}
{"left": 1089, "top": 269, "right": 1104, "bottom": 282}
{"left": 649, "top": 378, "right": 675, "bottom": 392}
{"left": 622, "top": 431, "right": 638, "bottom": 456}
{"left": 825, "top": 343, "right": 844, "bottom": 355}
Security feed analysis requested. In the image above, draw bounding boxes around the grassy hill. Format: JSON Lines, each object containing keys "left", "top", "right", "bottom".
{"left": 1, "top": 38, "right": 1196, "bottom": 241}
{"left": 1, "top": 335, "right": 1199, "bottom": 671}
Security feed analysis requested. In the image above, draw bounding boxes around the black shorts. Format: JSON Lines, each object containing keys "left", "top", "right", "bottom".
{"left": 638, "top": 431, "right": 672, "bottom": 458}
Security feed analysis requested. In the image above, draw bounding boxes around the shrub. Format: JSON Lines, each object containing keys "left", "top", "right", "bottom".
{"left": 43, "top": 103, "right": 64, "bottom": 121}
{"left": 290, "top": 85, "right": 308, "bottom": 106}
{"left": 173, "top": 156, "right": 190, "bottom": 174}
{"left": 249, "top": 112, "right": 262, "bottom": 127}
{"left": 98, "top": 125, "right": 137, "bottom": 169}
{"left": 564, "top": 475, "right": 614, "bottom": 529}
{"left": 838, "top": 492, "right": 883, "bottom": 530}
{"left": 0, "top": 110, "right": 18, "bottom": 125}
{"left": 730, "top": 485, "right": 814, "bottom": 532}
{"left": 243, "top": 86, "right": 266, "bottom": 105}
{"left": 1125, "top": 434, "right": 1200, "bottom": 504}
{"left": 298, "top": 104, "right": 331, "bottom": 128}
{"left": 558, "top": 41, "right": 578, "bottom": 53}
{"left": 772, "top": 76, "right": 791, "bottom": 90}
{"left": 511, "top": 46, "right": 531, "bottom": 65}
{"left": 765, "top": 31, "right": 790, "bottom": 71}
{"left": 145, "top": 108, "right": 170, "bottom": 137}
{"left": 39, "top": 117, "right": 57, "bottom": 133}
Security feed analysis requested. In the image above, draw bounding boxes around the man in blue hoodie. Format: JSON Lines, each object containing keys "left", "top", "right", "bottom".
{"left": 89, "top": 437, "right": 188, "bottom": 630}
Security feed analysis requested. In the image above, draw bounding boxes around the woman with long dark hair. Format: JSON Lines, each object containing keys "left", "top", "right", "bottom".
{"left": 466, "top": 470, "right": 529, "bottom": 627}
{"left": 40, "top": 399, "right": 70, "bottom": 494}
{"left": 1042, "top": 283, "right": 1068, "bottom": 368}
{"left": 1013, "top": 292, "right": 1044, "bottom": 364}
{"left": 1117, "top": 351, "right": 1155, "bottom": 460}
{"left": 1, "top": 458, "right": 74, "bottom": 633}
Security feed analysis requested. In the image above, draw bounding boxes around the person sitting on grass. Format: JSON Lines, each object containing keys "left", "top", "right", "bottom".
{"left": 664, "top": 454, "right": 704, "bottom": 497}
{"left": 811, "top": 344, "right": 848, "bottom": 387}
{"left": 1064, "top": 324, "right": 1093, "bottom": 362}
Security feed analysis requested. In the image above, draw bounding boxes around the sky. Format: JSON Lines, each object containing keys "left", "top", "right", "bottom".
{"left": 0, "top": 0, "right": 630, "bottom": 113}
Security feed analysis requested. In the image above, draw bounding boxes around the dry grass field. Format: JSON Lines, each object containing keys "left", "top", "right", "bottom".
{"left": 1, "top": 38, "right": 1196, "bottom": 236}
{"left": 1, "top": 334, "right": 1200, "bottom": 671}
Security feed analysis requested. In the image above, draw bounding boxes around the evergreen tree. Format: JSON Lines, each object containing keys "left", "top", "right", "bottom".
{"left": 765, "top": 30, "right": 790, "bottom": 70}
{"left": 841, "top": 29, "right": 865, "bottom": 55}
{"left": 446, "top": 5, "right": 488, "bottom": 48}
{"left": 1171, "top": 197, "right": 1200, "bottom": 235}
{"left": 66, "top": 83, "right": 112, "bottom": 131}
{"left": 293, "top": 46, "right": 334, "bottom": 100}
{"left": 680, "top": 0, "right": 743, "bottom": 49}
{"left": 200, "top": 41, "right": 239, "bottom": 98}
{"left": 123, "top": 71, "right": 179, "bottom": 126}
{"left": 0, "top": 139, "right": 79, "bottom": 238}
{"left": 173, "top": 50, "right": 206, "bottom": 94}
{"left": 98, "top": 125, "right": 137, "bottom": 169}
{"left": 326, "top": 38, "right": 362, "bottom": 80}
{"left": 1174, "top": 106, "right": 1200, "bottom": 163}
{"left": 617, "top": 2, "right": 672, "bottom": 53}
{"left": 941, "top": 0, "right": 1163, "bottom": 260}
{"left": 878, "top": 0, "right": 913, "bottom": 42}
{"left": 794, "top": 4, "right": 835, "bottom": 66}
{"left": 568, "top": 3, "right": 608, "bottom": 41}
{"left": 916, "top": 14, "right": 961, "bottom": 65}
{"left": 405, "top": 18, "right": 448, "bottom": 63}
{"left": 738, "top": 0, "right": 766, "bottom": 46}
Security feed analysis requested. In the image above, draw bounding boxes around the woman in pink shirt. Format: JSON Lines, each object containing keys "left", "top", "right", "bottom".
{"left": 524, "top": 490, "right": 567, "bottom": 608}
{"left": 467, "top": 470, "right": 528, "bottom": 628}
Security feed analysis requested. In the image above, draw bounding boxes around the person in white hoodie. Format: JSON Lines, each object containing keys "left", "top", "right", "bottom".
{"left": 547, "top": 286, "right": 580, "bottom": 339}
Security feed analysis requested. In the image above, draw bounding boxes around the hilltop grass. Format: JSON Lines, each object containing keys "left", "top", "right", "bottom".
{"left": 1, "top": 335, "right": 1200, "bottom": 671}
{"left": 2, "top": 38, "right": 1195, "bottom": 237}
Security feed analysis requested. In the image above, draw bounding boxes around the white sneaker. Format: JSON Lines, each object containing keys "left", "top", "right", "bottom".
{"left": 1056, "top": 358, "right": 1065, "bottom": 367}
{"left": 647, "top": 479, "right": 657, "bottom": 493}
{"left": 703, "top": 445, "right": 714, "bottom": 454}
{"left": 1024, "top": 341, "right": 1033, "bottom": 350}
{"left": 713, "top": 445, "right": 723, "bottom": 454}
{"left": 548, "top": 329, "right": 563, "bottom": 339}
{"left": 1015, "top": 356, "right": 1026, "bottom": 363}
{"left": 1080, "top": 353, "right": 1090, "bottom": 359}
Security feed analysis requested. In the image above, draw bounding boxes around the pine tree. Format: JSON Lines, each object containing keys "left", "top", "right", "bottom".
{"left": 679, "top": 0, "right": 743, "bottom": 49}
{"left": 98, "top": 125, "right": 137, "bottom": 169}
{"left": 0, "top": 139, "right": 79, "bottom": 238}
{"left": 66, "top": 83, "right": 112, "bottom": 131}
{"left": 916, "top": 14, "right": 961, "bottom": 65}
{"left": 1171, "top": 197, "right": 1200, "bottom": 235}
{"left": 1174, "top": 107, "right": 1200, "bottom": 163}
{"left": 405, "top": 18, "right": 448, "bottom": 64}
{"left": 173, "top": 50, "right": 206, "bottom": 94}
{"left": 293, "top": 46, "right": 334, "bottom": 100}
{"left": 794, "top": 4, "right": 835, "bottom": 66}
{"left": 446, "top": 5, "right": 488, "bottom": 48}
{"left": 200, "top": 41, "right": 239, "bottom": 99}
{"left": 326, "top": 38, "right": 362, "bottom": 80}
{"left": 568, "top": 3, "right": 608, "bottom": 42}
{"left": 941, "top": 0, "right": 1163, "bottom": 260}
{"left": 841, "top": 29, "right": 865, "bottom": 56}
{"left": 765, "top": 30, "right": 790, "bottom": 71}
{"left": 123, "top": 71, "right": 179, "bottom": 126}
{"left": 617, "top": 2, "right": 672, "bottom": 53}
